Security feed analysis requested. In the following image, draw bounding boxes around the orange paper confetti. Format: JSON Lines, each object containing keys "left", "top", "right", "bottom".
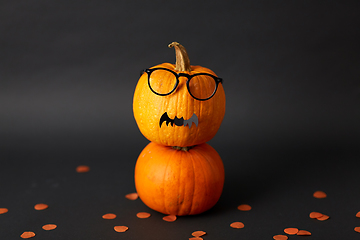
{"left": 230, "top": 222, "right": 245, "bottom": 229}
{"left": 309, "top": 212, "right": 323, "bottom": 219}
{"left": 355, "top": 227, "right": 360, "bottom": 233}
{"left": 313, "top": 190, "right": 327, "bottom": 199}
{"left": 273, "top": 234, "right": 288, "bottom": 240}
{"left": 42, "top": 224, "right": 57, "bottom": 230}
{"left": 34, "top": 203, "right": 48, "bottom": 210}
{"left": 297, "top": 230, "right": 312, "bottom": 236}
{"left": 102, "top": 213, "right": 116, "bottom": 219}
{"left": 136, "top": 212, "right": 151, "bottom": 218}
{"left": 189, "top": 238, "right": 203, "bottom": 240}
{"left": 76, "top": 165, "right": 90, "bottom": 173}
{"left": 237, "top": 204, "right": 252, "bottom": 211}
{"left": 284, "top": 228, "right": 299, "bottom": 235}
{"left": 309, "top": 211, "right": 329, "bottom": 220}
{"left": 192, "top": 231, "right": 206, "bottom": 237}
{"left": 0, "top": 208, "right": 8, "bottom": 214}
{"left": 20, "top": 231, "right": 35, "bottom": 239}
{"left": 163, "top": 214, "right": 177, "bottom": 222}
{"left": 356, "top": 211, "right": 360, "bottom": 218}
{"left": 317, "top": 214, "right": 330, "bottom": 221}
{"left": 125, "top": 192, "right": 138, "bottom": 200}
{"left": 114, "top": 226, "right": 129, "bottom": 232}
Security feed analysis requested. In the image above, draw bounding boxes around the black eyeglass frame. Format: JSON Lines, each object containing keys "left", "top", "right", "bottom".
{"left": 141, "top": 67, "right": 223, "bottom": 101}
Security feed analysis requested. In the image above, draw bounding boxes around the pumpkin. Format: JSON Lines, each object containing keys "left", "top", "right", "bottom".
{"left": 134, "top": 142, "right": 224, "bottom": 216}
{"left": 133, "top": 42, "right": 226, "bottom": 147}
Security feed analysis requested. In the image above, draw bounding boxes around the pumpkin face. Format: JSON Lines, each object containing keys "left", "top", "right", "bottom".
{"left": 133, "top": 43, "right": 225, "bottom": 147}
{"left": 134, "top": 142, "right": 225, "bottom": 216}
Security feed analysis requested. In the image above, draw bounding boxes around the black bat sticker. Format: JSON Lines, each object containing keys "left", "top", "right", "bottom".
{"left": 159, "top": 112, "right": 198, "bottom": 128}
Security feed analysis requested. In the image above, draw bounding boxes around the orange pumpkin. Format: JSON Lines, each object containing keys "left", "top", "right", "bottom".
{"left": 134, "top": 142, "right": 225, "bottom": 216}
{"left": 133, "top": 42, "right": 225, "bottom": 147}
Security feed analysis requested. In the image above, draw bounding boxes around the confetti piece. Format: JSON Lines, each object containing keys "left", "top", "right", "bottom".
{"left": 163, "top": 214, "right": 177, "bottom": 222}
{"left": 102, "top": 213, "right": 116, "bottom": 219}
{"left": 114, "top": 226, "right": 129, "bottom": 232}
{"left": 273, "top": 234, "right": 288, "bottom": 240}
{"left": 42, "top": 224, "right": 57, "bottom": 230}
{"left": 309, "top": 212, "right": 323, "bottom": 219}
{"left": 20, "top": 231, "right": 35, "bottom": 239}
{"left": 356, "top": 211, "right": 360, "bottom": 218}
{"left": 34, "top": 203, "right": 48, "bottom": 210}
{"left": 313, "top": 190, "right": 327, "bottom": 199}
{"left": 355, "top": 227, "right": 360, "bottom": 233}
{"left": 284, "top": 228, "right": 299, "bottom": 235}
{"left": 189, "top": 238, "right": 203, "bottom": 240}
{"left": 0, "top": 208, "right": 8, "bottom": 214}
{"left": 297, "top": 230, "right": 312, "bottom": 236}
{"left": 76, "top": 165, "right": 90, "bottom": 173}
{"left": 192, "top": 231, "right": 206, "bottom": 237}
{"left": 237, "top": 204, "right": 251, "bottom": 211}
{"left": 125, "top": 192, "right": 138, "bottom": 200}
{"left": 136, "top": 212, "right": 151, "bottom": 218}
{"left": 230, "top": 222, "right": 245, "bottom": 229}
{"left": 316, "top": 214, "right": 330, "bottom": 221}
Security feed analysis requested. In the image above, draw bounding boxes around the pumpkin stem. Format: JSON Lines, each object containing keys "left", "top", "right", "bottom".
{"left": 172, "top": 146, "right": 194, "bottom": 151}
{"left": 168, "top": 42, "right": 192, "bottom": 72}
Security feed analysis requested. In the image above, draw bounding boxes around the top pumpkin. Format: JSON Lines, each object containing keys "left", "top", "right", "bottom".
{"left": 133, "top": 42, "right": 225, "bottom": 147}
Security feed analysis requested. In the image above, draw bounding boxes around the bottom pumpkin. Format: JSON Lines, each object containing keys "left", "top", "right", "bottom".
{"left": 135, "top": 142, "right": 225, "bottom": 216}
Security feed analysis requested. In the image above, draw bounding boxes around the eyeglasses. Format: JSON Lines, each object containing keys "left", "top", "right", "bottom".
{"left": 141, "top": 67, "right": 223, "bottom": 101}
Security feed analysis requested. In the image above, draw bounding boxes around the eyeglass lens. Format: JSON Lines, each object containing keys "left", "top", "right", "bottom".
{"left": 148, "top": 69, "right": 217, "bottom": 100}
{"left": 148, "top": 69, "right": 177, "bottom": 95}
{"left": 188, "top": 75, "right": 216, "bottom": 100}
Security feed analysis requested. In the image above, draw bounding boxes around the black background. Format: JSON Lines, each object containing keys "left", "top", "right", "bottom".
{"left": 1, "top": 1, "right": 360, "bottom": 239}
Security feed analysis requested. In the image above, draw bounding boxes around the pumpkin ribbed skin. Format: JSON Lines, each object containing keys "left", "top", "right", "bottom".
{"left": 133, "top": 63, "right": 226, "bottom": 147}
{"left": 134, "top": 142, "right": 225, "bottom": 216}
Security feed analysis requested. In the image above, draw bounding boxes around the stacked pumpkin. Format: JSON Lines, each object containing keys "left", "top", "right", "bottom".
{"left": 133, "top": 42, "right": 226, "bottom": 216}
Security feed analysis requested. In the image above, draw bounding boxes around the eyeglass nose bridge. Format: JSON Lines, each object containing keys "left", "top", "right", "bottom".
{"left": 177, "top": 72, "right": 191, "bottom": 78}
{"left": 176, "top": 73, "right": 192, "bottom": 87}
